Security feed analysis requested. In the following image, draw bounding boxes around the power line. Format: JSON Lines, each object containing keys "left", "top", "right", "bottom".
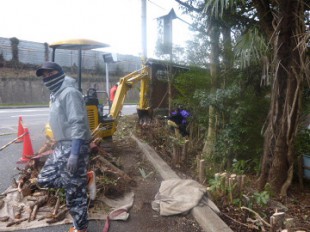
{"left": 147, "top": 0, "right": 191, "bottom": 26}
{"left": 147, "top": 0, "right": 166, "bottom": 11}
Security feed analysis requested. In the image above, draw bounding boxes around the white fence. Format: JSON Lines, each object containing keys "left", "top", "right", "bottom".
{"left": 0, "top": 37, "right": 141, "bottom": 73}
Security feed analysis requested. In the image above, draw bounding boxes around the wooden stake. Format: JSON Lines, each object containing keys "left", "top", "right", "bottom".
{"left": 285, "top": 218, "right": 294, "bottom": 232}
{"left": 236, "top": 175, "right": 242, "bottom": 196}
{"left": 199, "top": 159, "right": 205, "bottom": 183}
{"left": 172, "top": 144, "right": 180, "bottom": 166}
{"left": 228, "top": 177, "right": 233, "bottom": 203}
{"left": 196, "top": 155, "right": 200, "bottom": 173}
{"left": 241, "top": 175, "right": 245, "bottom": 190}
{"left": 270, "top": 211, "right": 285, "bottom": 232}
{"left": 181, "top": 140, "right": 189, "bottom": 162}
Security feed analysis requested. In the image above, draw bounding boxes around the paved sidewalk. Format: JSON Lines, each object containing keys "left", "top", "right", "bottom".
{"left": 131, "top": 134, "right": 233, "bottom": 232}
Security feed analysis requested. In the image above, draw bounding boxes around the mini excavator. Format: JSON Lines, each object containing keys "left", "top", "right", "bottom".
{"left": 44, "top": 38, "right": 153, "bottom": 140}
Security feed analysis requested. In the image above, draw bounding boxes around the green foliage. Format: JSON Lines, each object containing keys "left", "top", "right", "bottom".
{"left": 205, "top": 0, "right": 244, "bottom": 18}
{"left": 172, "top": 64, "right": 269, "bottom": 173}
{"left": 201, "top": 76, "right": 268, "bottom": 170}
{"left": 208, "top": 174, "right": 225, "bottom": 194}
{"left": 295, "top": 88, "right": 310, "bottom": 155}
{"left": 173, "top": 67, "right": 211, "bottom": 103}
{"left": 252, "top": 191, "right": 269, "bottom": 206}
{"left": 48, "top": 188, "right": 66, "bottom": 204}
{"left": 138, "top": 168, "right": 154, "bottom": 179}
{"left": 295, "top": 128, "right": 310, "bottom": 155}
{"left": 172, "top": 67, "right": 212, "bottom": 123}
{"left": 234, "top": 27, "right": 269, "bottom": 68}
{"left": 10, "top": 37, "right": 20, "bottom": 63}
{"left": 232, "top": 159, "right": 250, "bottom": 175}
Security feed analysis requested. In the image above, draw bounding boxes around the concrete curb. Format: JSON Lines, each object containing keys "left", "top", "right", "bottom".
{"left": 131, "top": 134, "right": 233, "bottom": 232}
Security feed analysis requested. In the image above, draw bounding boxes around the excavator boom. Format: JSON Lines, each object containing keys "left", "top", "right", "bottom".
{"left": 110, "top": 65, "right": 150, "bottom": 119}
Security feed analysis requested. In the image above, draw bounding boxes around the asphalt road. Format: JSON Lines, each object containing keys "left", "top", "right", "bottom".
{"left": 0, "top": 106, "right": 137, "bottom": 232}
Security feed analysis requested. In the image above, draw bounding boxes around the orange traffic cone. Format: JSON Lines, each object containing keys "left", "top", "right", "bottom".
{"left": 16, "top": 116, "right": 24, "bottom": 143}
{"left": 20, "top": 127, "right": 34, "bottom": 162}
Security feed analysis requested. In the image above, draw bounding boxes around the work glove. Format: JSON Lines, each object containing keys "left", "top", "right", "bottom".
{"left": 67, "top": 139, "right": 84, "bottom": 174}
{"left": 67, "top": 154, "right": 79, "bottom": 174}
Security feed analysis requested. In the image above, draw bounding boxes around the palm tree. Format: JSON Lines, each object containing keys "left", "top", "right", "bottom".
{"left": 176, "top": 0, "right": 310, "bottom": 197}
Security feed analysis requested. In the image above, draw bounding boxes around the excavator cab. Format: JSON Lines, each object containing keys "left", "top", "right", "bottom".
{"left": 84, "top": 87, "right": 117, "bottom": 139}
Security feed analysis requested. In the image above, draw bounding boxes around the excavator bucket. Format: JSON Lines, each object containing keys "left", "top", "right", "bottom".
{"left": 137, "top": 108, "right": 153, "bottom": 126}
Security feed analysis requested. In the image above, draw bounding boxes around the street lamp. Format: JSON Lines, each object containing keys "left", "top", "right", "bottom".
{"left": 102, "top": 53, "right": 116, "bottom": 109}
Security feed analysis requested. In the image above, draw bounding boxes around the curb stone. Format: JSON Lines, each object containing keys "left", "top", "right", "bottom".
{"left": 131, "top": 134, "right": 233, "bottom": 232}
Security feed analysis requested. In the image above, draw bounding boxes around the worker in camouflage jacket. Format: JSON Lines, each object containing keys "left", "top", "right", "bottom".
{"left": 35, "top": 62, "right": 95, "bottom": 232}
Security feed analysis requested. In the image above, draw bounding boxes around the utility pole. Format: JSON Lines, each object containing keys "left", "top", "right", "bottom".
{"left": 141, "top": 0, "right": 147, "bottom": 60}
{"left": 156, "top": 9, "right": 177, "bottom": 111}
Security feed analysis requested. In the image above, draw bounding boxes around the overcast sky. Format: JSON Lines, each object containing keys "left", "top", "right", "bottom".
{"left": 1, "top": 0, "right": 192, "bottom": 57}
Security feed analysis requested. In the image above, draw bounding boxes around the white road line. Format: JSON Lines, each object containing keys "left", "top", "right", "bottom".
{"left": 0, "top": 109, "right": 49, "bottom": 114}
{"left": 11, "top": 114, "right": 49, "bottom": 117}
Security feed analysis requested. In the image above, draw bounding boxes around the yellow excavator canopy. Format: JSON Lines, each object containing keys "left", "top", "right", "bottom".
{"left": 49, "top": 38, "right": 109, "bottom": 50}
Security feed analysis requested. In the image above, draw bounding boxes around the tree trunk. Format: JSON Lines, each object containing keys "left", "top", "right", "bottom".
{"left": 257, "top": 0, "right": 306, "bottom": 197}
{"left": 203, "top": 20, "right": 220, "bottom": 157}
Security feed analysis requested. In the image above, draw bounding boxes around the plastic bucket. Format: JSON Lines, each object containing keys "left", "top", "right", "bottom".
{"left": 303, "top": 154, "right": 310, "bottom": 179}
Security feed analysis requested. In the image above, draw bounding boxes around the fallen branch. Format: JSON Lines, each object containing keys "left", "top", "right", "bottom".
{"left": 52, "top": 197, "right": 60, "bottom": 215}
{"left": 221, "top": 212, "right": 259, "bottom": 230}
{"left": 0, "top": 188, "right": 19, "bottom": 197}
{"left": 28, "top": 195, "right": 48, "bottom": 222}
{"left": 94, "top": 156, "right": 134, "bottom": 184}
{"left": 0, "top": 216, "right": 9, "bottom": 222}
{"left": 241, "top": 206, "right": 271, "bottom": 228}
{"left": 46, "top": 208, "right": 69, "bottom": 224}
{"left": 30, "top": 150, "right": 53, "bottom": 160}
{"left": 15, "top": 206, "right": 23, "bottom": 219}
{"left": 6, "top": 218, "right": 28, "bottom": 227}
{"left": 0, "top": 132, "right": 26, "bottom": 151}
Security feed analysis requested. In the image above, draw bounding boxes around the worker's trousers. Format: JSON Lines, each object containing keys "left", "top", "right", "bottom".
{"left": 38, "top": 141, "right": 89, "bottom": 230}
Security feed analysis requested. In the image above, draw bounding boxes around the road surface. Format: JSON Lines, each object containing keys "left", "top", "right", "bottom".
{"left": 0, "top": 106, "right": 138, "bottom": 232}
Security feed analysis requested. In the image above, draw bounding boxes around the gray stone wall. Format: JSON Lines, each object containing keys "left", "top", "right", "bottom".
{"left": 0, "top": 77, "right": 139, "bottom": 105}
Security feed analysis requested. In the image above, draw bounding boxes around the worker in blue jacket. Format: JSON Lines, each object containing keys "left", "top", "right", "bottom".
{"left": 167, "top": 107, "right": 190, "bottom": 137}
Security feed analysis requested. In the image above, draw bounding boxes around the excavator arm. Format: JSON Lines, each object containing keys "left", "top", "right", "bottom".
{"left": 91, "top": 64, "right": 152, "bottom": 140}
{"left": 109, "top": 64, "right": 152, "bottom": 123}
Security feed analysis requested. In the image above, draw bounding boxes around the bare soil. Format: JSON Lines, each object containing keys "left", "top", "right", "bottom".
{"left": 93, "top": 115, "right": 203, "bottom": 232}
{"left": 116, "top": 115, "right": 310, "bottom": 232}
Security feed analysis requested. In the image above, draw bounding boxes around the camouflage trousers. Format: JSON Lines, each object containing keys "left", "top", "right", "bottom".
{"left": 38, "top": 141, "right": 89, "bottom": 230}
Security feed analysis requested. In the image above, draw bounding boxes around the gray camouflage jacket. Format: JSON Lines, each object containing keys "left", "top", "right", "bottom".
{"left": 49, "top": 76, "right": 91, "bottom": 142}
